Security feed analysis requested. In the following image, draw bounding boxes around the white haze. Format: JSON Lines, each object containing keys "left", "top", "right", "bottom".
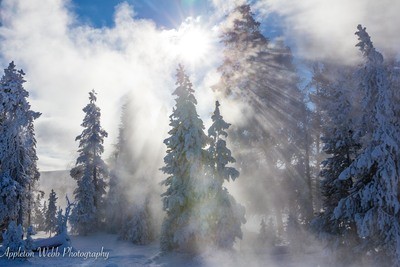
{"left": 0, "top": 0, "right": 397, "bottom": 265}
{"left": 1, "top": 0, "right": 395, "bottom": 171}
{"left": 253, "top": 0, "right": 400, "bottom": 63}
{"left": 0, "top": 0, "right": 218, "bottom": 171}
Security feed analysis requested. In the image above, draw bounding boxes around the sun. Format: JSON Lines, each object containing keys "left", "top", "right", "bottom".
{"left": 165, "top": 18, "right": 214, "bottom": 65}
{"left": 177, "top": 27, "right": 211, "bottom": 63}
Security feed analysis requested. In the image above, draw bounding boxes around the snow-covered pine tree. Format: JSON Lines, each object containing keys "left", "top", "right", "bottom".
{"left": 54, "top": 196, "right": 73, "bottom": 248}
{"left": 214, "top": 4, "right": 310, "bottom": 233}
{"left": 105, "top": 170, "right": 127, "bottom": 233}
{"left": 214, "top": 4, "right": 267, "bottom": 98}
{"left": 286, "top": 213, "right": 305, "bottom": 253}
{"left": 106, "top": 98, "right": 157, "bottom": 243}
{"left": 208, "top": 101, "right": 245, "bottom": 249}
{"left": 32, "top": 192, "right": 45, "bottom": 231}
{"left": 42, "top": 201, "right": 47, "bottom": 227}
{"left": 0, "top": 62, "right": 41, "bottom": 230}
{"left": 258, "top": 218, "right": 268, "bottom": 245}
{"left": 120, "top": 198, "right": 154, "bottom": 245}
{"left": 208, "top": 101, "right": 239, "bottom": 187}
{"left": 310, "top": 64, "right": 361, "bottom": 264}
{"left": 2, "top": 221, "right": 25, "bottom": 253}
{"left": 258, "top": 218, "right": 276, "bottom": 246}
{"left": 105, "top": 101, "right": 131, "bottom": 234}
{"left": 70, "top": 90, "right": 108, "bottom": 235}
{"left": 24, "top": 226, "right": 35, "bottom": 252}
{"left": 334, "top": 25, "right": 400, "bottom": 266}
{"left": 56, "top": 196, "right": 73, "bottom": 236}
{"left": 45, "top": 189, "right": 57, "bottom": 235}
{"left": 0, "top": 174, "right": 20, "bottom": 235}
{"left": 160, "top": 64, "right": 210, "bottom": 252}
{"left": 56, "top": 208, "right": 63, "bottom": 234}
{"left": 267, "top": 218, "right": 276, "bottom": 245}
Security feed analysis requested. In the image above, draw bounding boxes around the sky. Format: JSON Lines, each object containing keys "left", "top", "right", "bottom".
{"left": 0, "top": 0, "right": 398, "bottom": 171}
{"left": 71, "top": 0, "right": 211, "bottom": 28}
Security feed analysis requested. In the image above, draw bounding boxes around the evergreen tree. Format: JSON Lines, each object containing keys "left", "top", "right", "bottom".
{"left": 105, "top": 101, "right": 131, "bottom": 234}
{"left": 258, "top": 218, "right": 268, "bottom": 245}
{"left": 45, "top": 189, "right": 57, "bottom": 235}
{"left": 0, "top": 174, "right": 19, "bottom": 233}
{"left": 286, "top": 213, "right": 305, "bottom": 253}
{"left": 24, "top": 226, "right": 35, "bottom": 252}
{"left": 32, "top": 192, "right": 45, "bottom": 231}
{"left": 311, "top": 64, "right": 361, "bottom": 264}
{"left": 208, "top": 101, "right": 245, "bottom": 249}
{"left": 120, "top": 198, "right": 154, "bottom": 245}
{"left": 105, "top": 99, "right": 155, "bottom": 241}
{"left": 42, "top": 201, "right": 47, "bottom": 227}
{"left": 1, "top": 221, "right": 25, "bottom": 253}
{"left": 208, "top": 101, "right": 239, "bottom": 186}
{"left": 258, "top": 218, "right": 276, "bottom": 246}
{"left": 55, "top": 196, "right": 73, "bottom": 247}
{"left": 56, "top": 208, "right": 64, "bottom": 235}
{"left": 334, "top": 25, "right": 400, "bottom": 266}
{"left": 214, "top": 4, "right": 311, "bottom": 233}
{"left": 105, "top": 170, "right": 127, "bottom": 233}
{"left": 160, "top": 64, "right": 210, "bottom": 252}
{"left": 70, "top": 90, "right": 108, "bottom": 235}
{"left": 0, "top": 62, "right": 41, "bottom": 230}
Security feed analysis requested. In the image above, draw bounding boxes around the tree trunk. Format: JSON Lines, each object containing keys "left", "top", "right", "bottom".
{"left": 275, "top": 207, "right": 284, "bottom": 238}
{"left": 17, "top": 198, "right": 23, "bottom": 226}
{"left": 28, "top": 183, "right": 31, "bottom": 226}
{"left": 304, "top": 110, "right": 314, "bottom": 222}
{"left": 93, "top": 166, "right": 98, "bottom": 209}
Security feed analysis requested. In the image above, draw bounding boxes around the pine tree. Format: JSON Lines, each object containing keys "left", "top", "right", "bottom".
{"left": 208, "top": 101, "right": 245, "bottom": 249}
{"left": 258, "top": 218, "right": 268, "bottom": 245}
{"left": 2, "top": 221, "right": 25, "bottom": 253}
{"left": 0, "top": 62, "right": 41, "bottom": 230}
{"left": 311, "top": 64, "right": 361, "bottom": 264}
{"left": 286, "top": 213, "right": 304, "bottom": 253}
{"left": 120, "top": 198, "right": 154, "bottom": 245}
{"left": 42, "top": 201, "right": 47, "bottom": 227}
{"left": 214, "top": 4, "right": 268, "bottom": 98}
{"left": 56, "top": 208, "right": 64, "bottom": 235}
{"left": 105, "top": 98, "right": 156, "bottom": 242}
{"left": 70, "top": 90, "right": 108, "bottom": 235}
{"left": 55, "top": 196, "right": 73, "bottom": 247}
{"left": 0, "top": 174, "right": 20, "bottom": 233}
{"left": 258, "top": 218, "right": 276, "bottom": 246}
{"left": 208, "top": 101, "right": 239, "bottom": 186}
{"left": 24, "top": 226, "right": 35, "bottom": 252}
{"left": 334, "top": 25, "right": 400, "bottom": 266}
{"left": 32, "top": 192, "right": 45, "bottom": 231}
{"left": 45, "top": 189, "right": 57, "bottom": 235}
{"left": 214, "top": 4, "right": 310, "bottom": 233}
{"left": 105, "top": 170, "right": 127, "bottom": 233}
{"left": 160, "top": 64, "right": 210, "bottom": 252}
{"left": 105, "top": 101, "right": 131, "bottom": 234}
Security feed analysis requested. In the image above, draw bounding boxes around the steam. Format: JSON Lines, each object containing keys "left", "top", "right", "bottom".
{"left": 0, "top": 0, "right": 393, "bottom": 265}
{"left": 0, "top": 0, "right": 217, "bottom": 171}
{"left": 254, "top": 0, "right": 400, "bottom": 62}
{"left": 210, "top": 0, "right": 400, "bottom": 63}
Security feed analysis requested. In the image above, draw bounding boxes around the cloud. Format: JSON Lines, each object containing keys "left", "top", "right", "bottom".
{"left": 209, "top": 0, "right": 246, "bottom": 18}
{"left": 0, "top": 0, "right": 218, "bottom": 171}
{"left": 254, "top": 0, "right": 400, "bottom": 63}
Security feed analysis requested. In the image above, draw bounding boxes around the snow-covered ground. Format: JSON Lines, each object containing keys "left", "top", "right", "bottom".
{"left": 0, "top": 232, "right": 331, "bottom": 267}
